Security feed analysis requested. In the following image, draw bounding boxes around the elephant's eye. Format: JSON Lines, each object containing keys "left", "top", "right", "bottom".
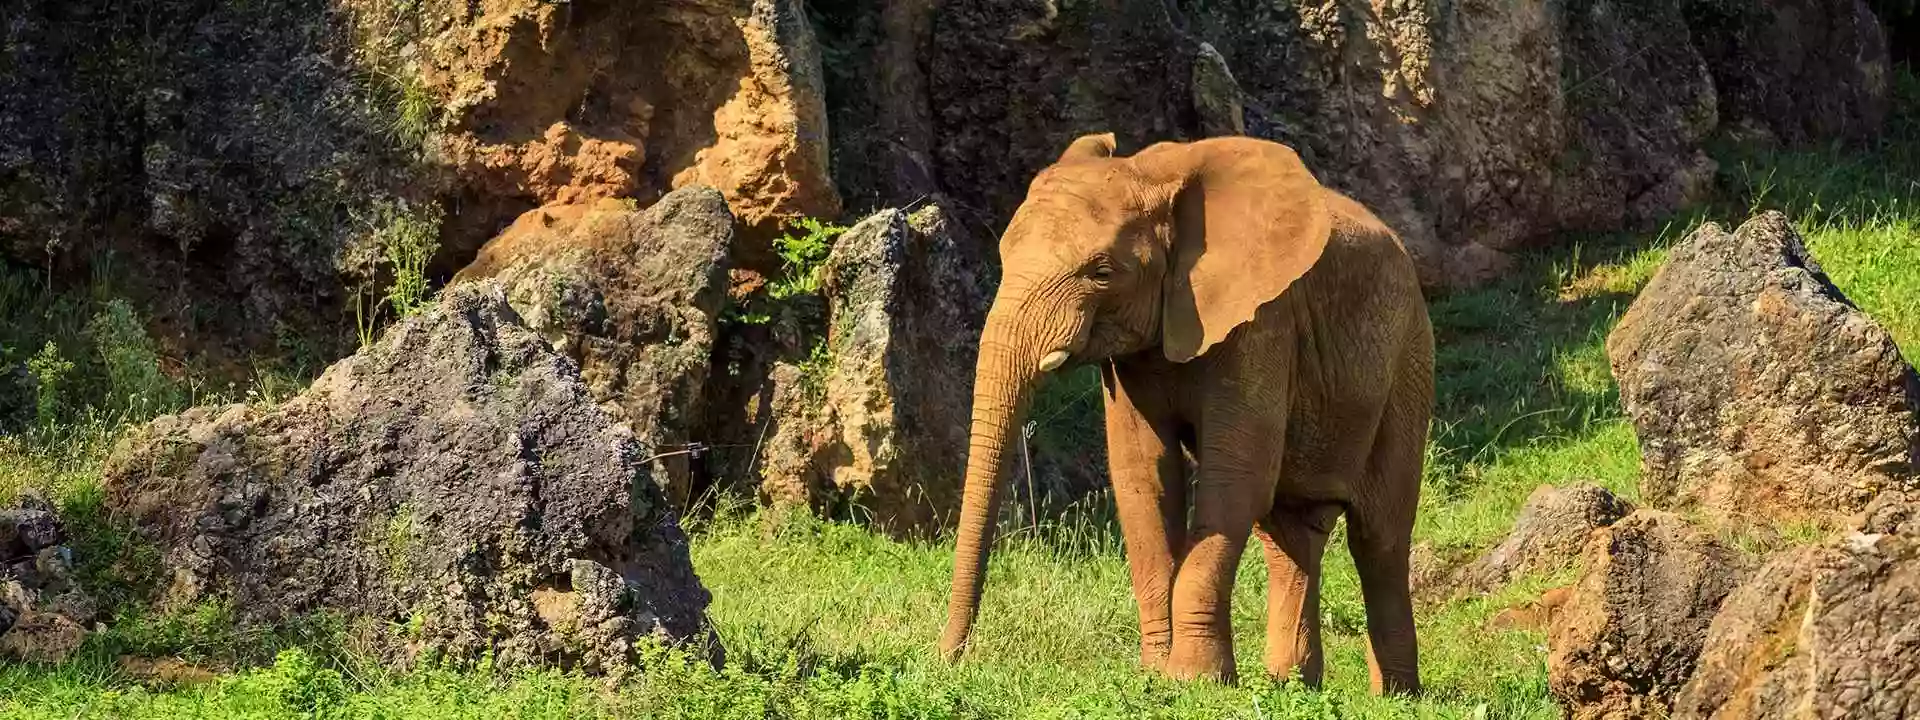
{"left": 1088, "top": 260, "right": 1115, "bottom": 282}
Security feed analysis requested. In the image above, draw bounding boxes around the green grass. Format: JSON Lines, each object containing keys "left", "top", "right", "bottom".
{"left": 6, "top": 76, "right": 1920, "bottom": 719}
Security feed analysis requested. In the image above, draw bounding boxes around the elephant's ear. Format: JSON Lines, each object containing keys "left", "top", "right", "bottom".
{"left": 1058, "top": 132, "right": 1117, "bottom": 163}
{"left": 1154, "top": 139, "right": 1331, "bottom": 363}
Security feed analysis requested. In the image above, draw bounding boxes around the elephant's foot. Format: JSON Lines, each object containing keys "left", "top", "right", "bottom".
{"left": 1138, "top": 638, "right": 1171, "bottom": 671}
{"left": 1364, "top": 639, "right": 1421, "bottom": 696}
{"left": 1163, "top": 637, "right": 1236, "bottom": 684}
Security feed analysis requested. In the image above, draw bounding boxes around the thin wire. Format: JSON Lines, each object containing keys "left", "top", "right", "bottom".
{"left": 1021, "top": 421, "right": 1039, "bottom": 532}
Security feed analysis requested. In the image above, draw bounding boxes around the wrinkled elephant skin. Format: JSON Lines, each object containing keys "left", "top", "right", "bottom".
{"left": 939, "top": 135, "right": 1433, "bottom": 695}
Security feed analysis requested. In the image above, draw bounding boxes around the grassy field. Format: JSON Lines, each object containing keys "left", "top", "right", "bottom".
{"left": 4, "top": 94, "right": 1920, "bottom": 718}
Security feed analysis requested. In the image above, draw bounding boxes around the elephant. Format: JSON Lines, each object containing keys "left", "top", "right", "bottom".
{"left": 937, "top": 133, "right": 1433, "bottom": 694}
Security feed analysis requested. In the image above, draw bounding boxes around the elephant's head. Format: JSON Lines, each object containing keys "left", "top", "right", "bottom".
{"left": 939, "top": 133, "right": 1334, "bottom": 660}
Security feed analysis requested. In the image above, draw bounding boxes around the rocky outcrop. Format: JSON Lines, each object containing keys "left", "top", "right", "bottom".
{"left": 821, "top": 0, "right": 1887, "bottom": 288}
{"left": 756, "top": 201, "right": 993, "bottom": 534}
{"left": 1856, "top": 488, "right": 1920, "bottom": 536}
{"left": 100, "top": 283, "right": 710, "bottom": 676}
{"left": 1, "top": 0, "right": 839, "bottom": 362}
{"left": 1675, "top": 532, "right": 1920, "bottom": 719}
{"left": 0, "top": 0, "right": 435, "bottom": 352}
{"left": 0, "top": 493, "right": 97, "bottom": 664}
{"left": 1462, "top": 483, "right": 1635, "bottom": 591}
{"left": 1609, "top": 212, "right": 1920, "bottom": 521}
{"left": 1549, "top": 511, "right": 1752, "bottom": 719}
{"left": 1, "top": 0, "right": 1894, "bottom": 373}
{"left": 372, "top": 0, "right": 840, "bottom": 261}
{"left": 1685, "top": 0, "right": 1890, "bottom": 145}
{"left": 451, "top": 187, "right": 736, "bottom": 507}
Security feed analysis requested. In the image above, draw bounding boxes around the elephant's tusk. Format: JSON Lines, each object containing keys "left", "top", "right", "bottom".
{"left": 1038, "top": 350, "right": 1070, "bottom": 372}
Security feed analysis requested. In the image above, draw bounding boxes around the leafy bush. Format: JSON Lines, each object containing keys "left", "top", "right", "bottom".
{"left": 85, "top": 299, "right": 180, "bottom": 420}
{"left": 770, "top": 217, "right": 848, "bottom": 300}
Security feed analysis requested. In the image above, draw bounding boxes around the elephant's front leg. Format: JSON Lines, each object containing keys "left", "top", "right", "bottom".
{"left": 1102, "top": 363, "right": 1187, "bottom": 670}
{"left": 1164, "top": 430, "right": 1285, "bottom": 684}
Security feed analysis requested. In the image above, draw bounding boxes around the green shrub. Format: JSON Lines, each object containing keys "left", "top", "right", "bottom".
{"left": 264, "top": 648, "right": 349, "bottom": 718}
{"left": 352, "top": 199, "right": 444, "bottom": 346}
{"left": 84, "top": 299, "right": 180, "bottom": 420}
{"left": 769, "top": 217, "right": 848, "bottom": 300}
{"left": 25, "top": 341, "right": 73, "bottom": 427}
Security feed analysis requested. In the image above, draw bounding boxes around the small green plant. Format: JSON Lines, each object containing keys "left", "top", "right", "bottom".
{"left": 25, "top": 341, "right": 73, "bottom": 427}
{"left": 720, "top": 216, "right": 848, "bottom": 328}
{"left": 264, "top": 647, "right": 348, "bottom": 718}
{"left": 797, "top": 338, "right": 836, "bottom": 404}
{"left": 769, "top": 217, "right": 848, "bottom": 300}
{"left": 85, "top": 298, "right": 179, "bottom": 420}
{"left": 352, "top": 199, "right": 444, "bottom": 346}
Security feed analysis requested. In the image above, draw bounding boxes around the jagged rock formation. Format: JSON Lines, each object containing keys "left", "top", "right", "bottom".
{"left": 100, "top": 283, "right": 711, "bottom": 676}
{"left": 1548, "top": 511, "right": 1752, "bottom": 719}
{"left": 1609, "top": 212, "right": 1920, "bottom": 521}
{"left": 1675, "top": 532, "right": 1920, "bottom": 719}
{"left": 451, "top": 187, "right": 736, "bottom": 506}
{"left": 755, "top": 201, "right": 993, "bottom": 533}
{"left": 0, "top": 0, "right": 1895, "bottom": 361}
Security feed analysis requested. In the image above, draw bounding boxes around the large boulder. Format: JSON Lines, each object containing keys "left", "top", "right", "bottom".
{"left": 451, "top": 187, "right": 736, "bottom": 506}
{"left": 100, "top": 282, "right": 711, "bottom": 676}
{"left": 1675, "top": 532, "right": 1920, "bottom": 719}
{"left": 1462, "top": 483, "right": 1635, "bottom": 591}
{"left": 0, "top": 493, "right": 97, "bottom": 665}
{"left": 757, "top": 201, "right": 993, "bottom": 533}
{"left": 1608, "top": 212, "right": 1920, "bottom": 521}
{"left": 1549, "top": 511, "right": 1752, "bottom": 719}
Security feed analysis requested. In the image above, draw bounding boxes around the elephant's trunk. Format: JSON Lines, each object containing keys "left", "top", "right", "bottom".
{"left": 939, "top": 306, "right": 1049, "bottom": 661}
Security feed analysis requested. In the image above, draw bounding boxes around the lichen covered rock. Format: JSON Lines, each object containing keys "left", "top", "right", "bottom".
{"left": 757, "top": 201, "right": 992, "bottom": 533}
{"left": 1463, "top": 483, "right": 1635, "bottom": 591}
{"left": 452, "top": 187, "right": 736, "bottom": 506}
{"left": 1549, "top": 511, "right": 1752, "bottom": 719}
{"left": 101, "top": 282, "right": 710, "bottom": 676}
{"left": 1675, "top": 532, "right": 1920, "bottom": 719}
{"left": 1609, "top": 212, "right": 1920, "bottom": 521}
{"left": 0, "top": 493, "right": 96, "bottom": 665}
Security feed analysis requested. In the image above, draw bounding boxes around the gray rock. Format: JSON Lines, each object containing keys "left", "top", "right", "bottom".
{"left": 1609, "top": 212, "right": 1920, "bottom": 521}
{"left": 451, "top": 188, "right": 736, "bottom": 507}
{"left": 1190, "top": 43, "right": 1246, "bottom": 138}
{"left": 1, "top": 492, "right": 63, "bottom": 557}
{"left": 101, "top": 282, "right": 711, "bottom": 676}
{"left": 1676, "top": 532, "right": 1920, "bottom": 719}
{"left": 1549, "top": 511, "right": 1752, "bottom": 720}
{"left": 0, "top": 492, "right": 94, "bottom": 665}
{"left": 1464, "top": 483, "right": 1634, "bottom": 590}
{"left": 758, "top": 200, "right": 993, "bottom": 534}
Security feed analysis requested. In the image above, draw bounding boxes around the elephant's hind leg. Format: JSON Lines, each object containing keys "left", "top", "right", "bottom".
{"left": 1256, "top": 503, "right": 1340, "bottom": 686}
{"left": 1347, "top": 369, "right": 1429, "bottom": 696}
